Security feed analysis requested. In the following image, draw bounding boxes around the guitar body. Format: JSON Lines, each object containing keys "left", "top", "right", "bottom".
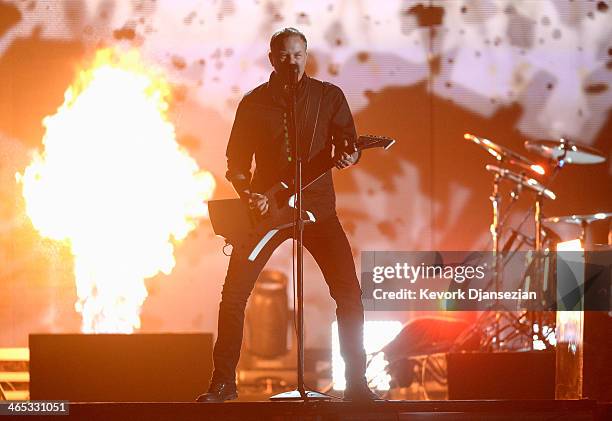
{"left": 207, "top": 135, "right": 395, "bottom": 261}
{"left": 208, "top": 181, "right": 315, "bottom": 261}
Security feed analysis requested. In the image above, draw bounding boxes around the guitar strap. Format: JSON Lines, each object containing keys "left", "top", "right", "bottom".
{"left": 301, "top": 79, "right": 324, "bottom": 161}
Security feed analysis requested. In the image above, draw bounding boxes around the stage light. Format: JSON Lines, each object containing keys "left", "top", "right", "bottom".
{"left": 531, "top": 238, "right": 584, "bottom": 351}
{"left": 331, "top": 320, "right": 402, "bottom": 391}
{"left": 530, "top": 164, "right": 545, "bottom": 175}
{"left": 555, "top": 237, "right": 584, "bottom": 399}
{"left": 557, "top": 239, "right": 582, "bottom": 252}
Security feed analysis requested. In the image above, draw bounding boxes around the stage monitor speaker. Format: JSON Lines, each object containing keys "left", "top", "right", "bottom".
{"left": 583, "top": 311, "right": 612, "bottom": 401}
{"left": 29, "top": 333, "right": 213, "bottom": 402}
{"left": 447, "top": 351, "right": 555, "bottom": 400}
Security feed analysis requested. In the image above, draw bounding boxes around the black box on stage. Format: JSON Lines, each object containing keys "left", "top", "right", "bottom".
{"left": 29, "top": 333, "right": 213, "bottom": 402}
{"left": 583, "top": 311, "right": 612, "bottom": 401}
{"left": 447, "top": 351, "right": 555, "bottom": 400}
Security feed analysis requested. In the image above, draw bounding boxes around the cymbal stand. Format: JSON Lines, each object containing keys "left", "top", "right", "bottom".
{"left": 490, "top": 172, "right": 503, "bottom": 348}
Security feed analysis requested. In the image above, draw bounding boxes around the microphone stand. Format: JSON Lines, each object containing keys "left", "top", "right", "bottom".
{"left": 270, "top": 66, "right": 330, "bottom": 401}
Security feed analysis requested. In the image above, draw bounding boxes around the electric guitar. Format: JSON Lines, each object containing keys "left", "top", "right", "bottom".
{"left": 208, "top": 135, "right": 395, "bottom": 261}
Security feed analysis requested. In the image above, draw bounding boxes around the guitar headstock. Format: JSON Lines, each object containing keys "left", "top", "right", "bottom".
{"left": 355, "top": 135, "right": 396, "bottom": 151}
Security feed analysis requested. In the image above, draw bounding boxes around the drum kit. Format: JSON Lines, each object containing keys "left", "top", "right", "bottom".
{"left": 464, "top": 133, "right": 609, "bottom": 351}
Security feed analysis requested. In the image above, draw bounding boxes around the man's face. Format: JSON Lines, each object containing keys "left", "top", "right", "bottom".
{"left": 269, "top": 35, "right": 308, "bottom": 82}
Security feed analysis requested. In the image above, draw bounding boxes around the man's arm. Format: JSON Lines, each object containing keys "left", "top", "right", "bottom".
{"left": 225, "top": 98, "right": 270, "bottom": 214}
{"left": 225, "top": 99, "right": 255, "bottom": 199}
{"left": 329, "top": 87, "right": 361, "bottom": 168}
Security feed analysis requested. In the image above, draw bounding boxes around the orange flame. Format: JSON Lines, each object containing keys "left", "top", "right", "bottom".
{"left": 17, "top": 48, "right": 215, "bottom": 333}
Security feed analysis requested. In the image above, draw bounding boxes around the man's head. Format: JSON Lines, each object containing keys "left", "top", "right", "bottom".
{"left": 269, "top": 27, "right": 308, "bottom": 83}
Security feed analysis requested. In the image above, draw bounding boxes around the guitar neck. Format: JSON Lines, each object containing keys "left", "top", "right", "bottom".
{"left": 279, "top": 135, "right": 394, "bottom": 191}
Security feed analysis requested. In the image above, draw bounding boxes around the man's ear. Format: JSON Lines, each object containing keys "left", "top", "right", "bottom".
{"left": 268, "top": 51, "right": 274, "bottom": 67}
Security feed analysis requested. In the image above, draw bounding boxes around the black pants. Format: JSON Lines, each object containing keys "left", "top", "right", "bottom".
{"left": 211, "top": 215, "right": 367, "bottom": 385}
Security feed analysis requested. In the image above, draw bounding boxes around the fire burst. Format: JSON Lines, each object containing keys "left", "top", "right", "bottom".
{"left": 18, "top": 48, "right": 215, "bottom": 333}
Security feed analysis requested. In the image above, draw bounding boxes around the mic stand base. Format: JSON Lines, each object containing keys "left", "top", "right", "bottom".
{"left": 269, "top": 389, "right": 333, "bottom": 401}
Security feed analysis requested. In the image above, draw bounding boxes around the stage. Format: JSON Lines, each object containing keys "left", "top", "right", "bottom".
{"left": 12, "top": 400, "right": 612, "bottom": 421}
{"left": 2, "top": 2, "right": 612, "bottom": 420}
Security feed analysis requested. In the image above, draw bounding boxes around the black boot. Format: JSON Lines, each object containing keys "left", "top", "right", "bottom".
{"left": 195, "top": 382, "right": 238, "bottom": 403}
{"left": 343, "top": 378, "right": 381, "bottom": 401}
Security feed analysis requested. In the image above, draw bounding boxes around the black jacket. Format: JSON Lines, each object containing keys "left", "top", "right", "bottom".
{"left": 225, "top": 72, "right": 357, "bottom": 220}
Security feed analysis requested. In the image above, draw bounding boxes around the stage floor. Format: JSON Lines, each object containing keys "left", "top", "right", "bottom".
{"left": 16, "top": 399, "right": 611, "bottom": 421}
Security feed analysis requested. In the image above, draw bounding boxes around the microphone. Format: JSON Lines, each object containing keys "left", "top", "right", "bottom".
{"left": 285, "top": 63, "right": 299, "bottom": 87}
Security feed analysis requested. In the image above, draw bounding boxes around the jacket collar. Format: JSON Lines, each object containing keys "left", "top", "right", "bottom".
{"left": 269, "top": 71, "right": 309, "bottom": 107}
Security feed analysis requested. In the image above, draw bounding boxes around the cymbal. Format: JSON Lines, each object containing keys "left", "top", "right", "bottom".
{"left": 544, "top": 212, "right": 612, "bottom": 225}
{"left": 485, "top": 164, "right": 556, "bottom": 200}
{"left": 524, "top": 138, "right": 605, "bottom": 165}
{"left": 465, "top": 133, "right": 545, "bottom": 175}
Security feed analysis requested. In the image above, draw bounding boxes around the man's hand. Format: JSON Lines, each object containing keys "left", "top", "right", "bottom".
{"left": 248, "top": 192, "right": 269, "bottom": 215}
{"left": 334, "top": 139, "right": 359, "bottom": 169}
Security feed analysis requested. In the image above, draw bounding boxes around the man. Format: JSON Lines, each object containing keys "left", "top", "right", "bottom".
{"left": 197, "top": 28, "right": 377, "bottom": 402}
